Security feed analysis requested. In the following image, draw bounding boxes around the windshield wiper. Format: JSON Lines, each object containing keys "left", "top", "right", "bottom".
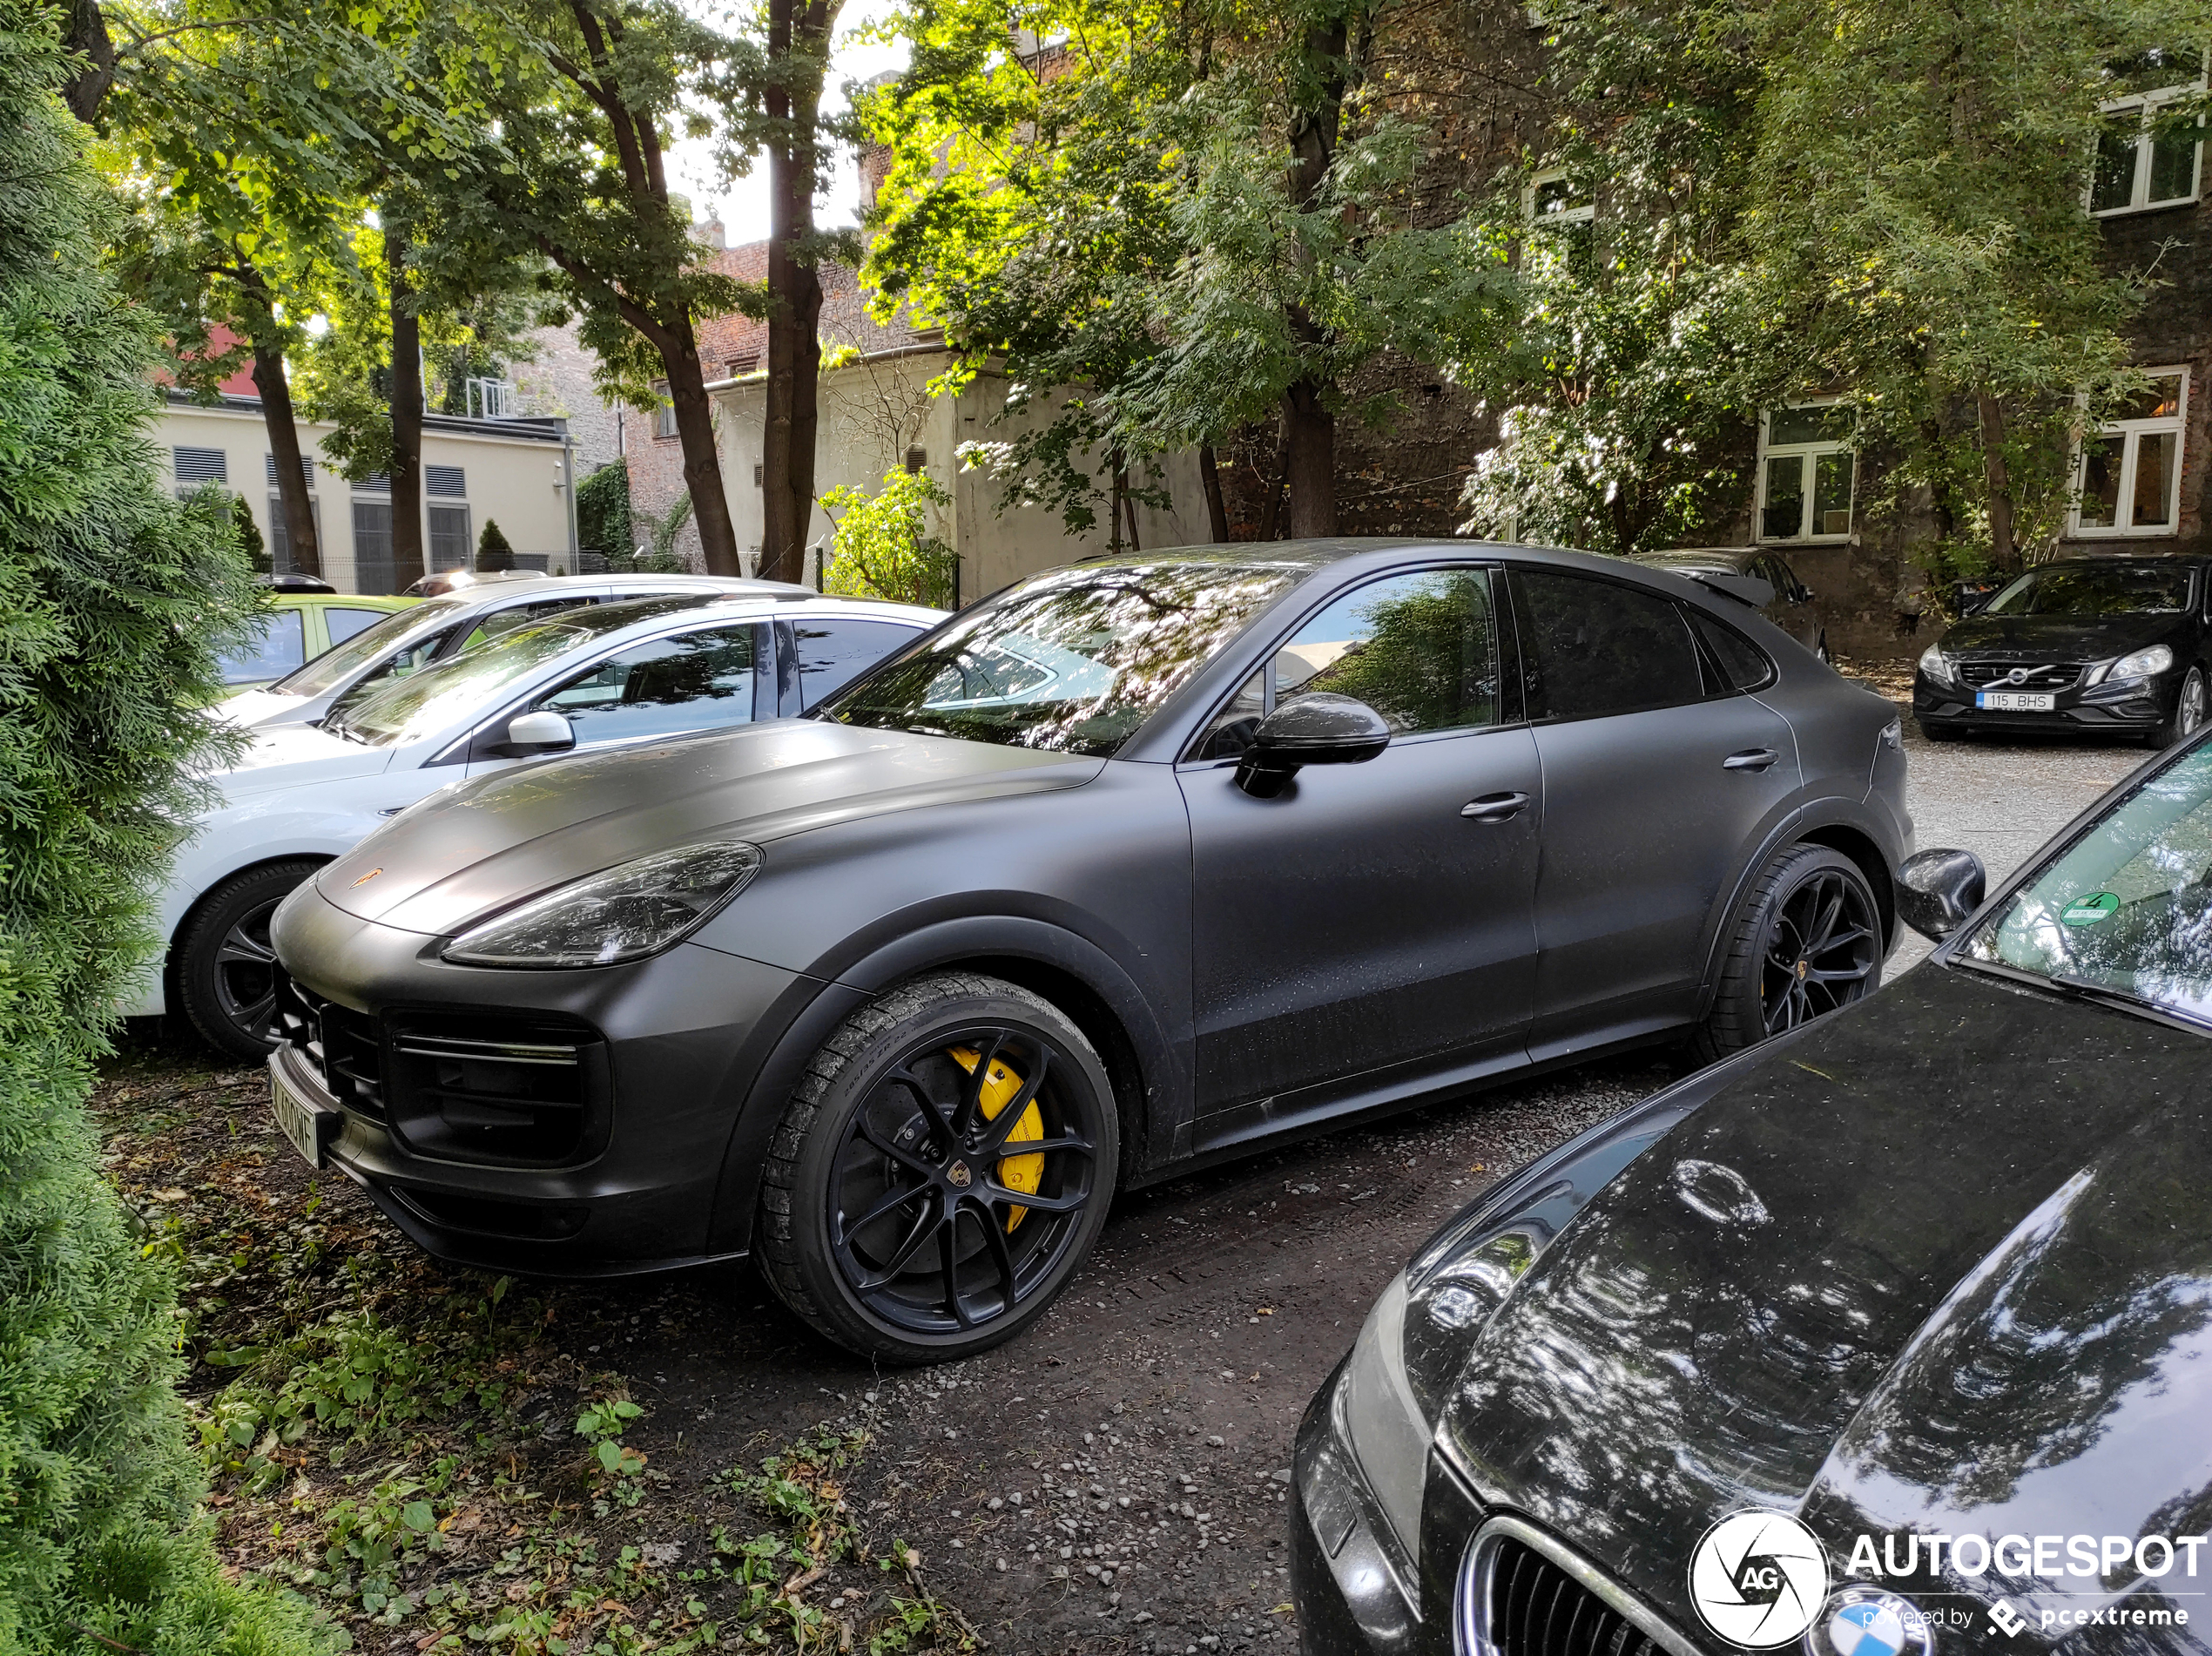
{"left": 2047, "top": 971, "right": 2212, "bottom": 1037}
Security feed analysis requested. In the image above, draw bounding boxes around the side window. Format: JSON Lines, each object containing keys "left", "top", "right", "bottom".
{"left": 1274, "top": 569, "right": 1499, "bottom": 735}
{"left": 1192, "top": 668, "right": 1267, "bottom": 760}
{"left": 795, "top": 619, "right": 921, "bottom": 710}
{"left": 1688, "top": 611, "right": 1776, "bottom": 694}
{"left": 217, "top": 609, "right": 307, "bottom": 684}
{"left": 532, "top": 624, "right": 761, "bottom": 746}
{"left": 457, "top": 597, "right": 595, "bottom": 653}
{"left": 1514, "top": 571, "right": 1705, "bottom": 720}
{"left": 325, "top": 607, "right": 388, "bottom": 646}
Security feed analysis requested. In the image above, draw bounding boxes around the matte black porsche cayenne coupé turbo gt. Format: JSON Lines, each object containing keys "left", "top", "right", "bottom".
{"left": 266, "top": 540, "right": 1908, "bottom": 1361}
{"left": 1292, "top": 730, "right": 2212, "bottom": 1655}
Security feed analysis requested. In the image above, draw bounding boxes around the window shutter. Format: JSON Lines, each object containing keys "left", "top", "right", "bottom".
{"left": 357, "top": 473, "right": 391, "bottom": 494}
{"left": 173, "top": 446, "right": 227, "bottom": 484}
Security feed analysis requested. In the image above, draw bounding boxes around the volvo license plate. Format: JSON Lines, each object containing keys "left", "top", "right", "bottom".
{"left": 271, "top": 1068, "right": 338, "bottom": 1169}
{"left": 1977, "top": 691, "right": 2055, "bottom": 712}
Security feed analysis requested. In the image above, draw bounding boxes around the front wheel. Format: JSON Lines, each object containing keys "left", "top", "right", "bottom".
{"left": 757, "top": 972, "right": 1120, "bottom": 1363}
{"left": 2155, "top": 666, "right": 2207, "bottom": 749}
{"left": 174, "top": 860, "right": 322, "bottom": 1060}
{"left": 1695, "top": 845, "right": 1883, "bottom": 1063}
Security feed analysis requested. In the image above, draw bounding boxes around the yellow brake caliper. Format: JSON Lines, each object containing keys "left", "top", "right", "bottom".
{"left": 949, "top": 1046, "right": 1043, "bottom": 1230}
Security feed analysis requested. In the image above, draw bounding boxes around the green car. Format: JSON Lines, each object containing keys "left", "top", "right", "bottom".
{"left": 215, "top": 593, "right": 418, "bottom": 693}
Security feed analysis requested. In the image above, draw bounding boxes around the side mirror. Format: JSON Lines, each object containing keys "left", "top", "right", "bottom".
{"left": 503, "top": 709, "right": 576, "bottom": 754}
{"left": 1233, "top": 693, "right": 1393, "bottom": 799}
{"left": 1896, "top": 848, "right": 1986, "bottom": 943}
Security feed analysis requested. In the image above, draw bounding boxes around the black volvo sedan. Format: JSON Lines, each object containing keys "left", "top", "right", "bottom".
{"left": 1292, "top": 729, "right": 2212, "bottom": 1655}
{"left": 264, "top": 540, "right": 1907, "bottom": 1362}
{"left": 1914, "top": 556, "right": 2212, "bottom": 747}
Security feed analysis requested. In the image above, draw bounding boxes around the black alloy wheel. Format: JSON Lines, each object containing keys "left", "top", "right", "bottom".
{"left": 174, "top": 859, "right": 322, "bottom": 1061}
{"left": 2157, "top": 666, "right": 2208, "bottom": 749}
{"left": 759, "top": 972, "right": 1119, "bottom": 1362}
{"left": 1696, "top": 844, "right": 1882, "bottom": 1060}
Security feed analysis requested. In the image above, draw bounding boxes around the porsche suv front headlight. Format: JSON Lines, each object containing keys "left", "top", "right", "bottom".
{"left": 442, "top": 842, "right": 764, "bottom": 969}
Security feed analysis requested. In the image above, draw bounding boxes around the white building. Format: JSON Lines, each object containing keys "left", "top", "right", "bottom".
{"left": 706, "top": 346, "right": 1210, "bottom": 598}
{"left": 156, "top": 393, "right": 582, "bottom": 594}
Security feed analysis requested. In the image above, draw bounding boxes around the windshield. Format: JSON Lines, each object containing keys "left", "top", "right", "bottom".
{"left": 818, "top": 558, "right": 1305, "bottom": 755}
{"left": 1962, "top": 740, "right": 2212, "bottom": 1026}
{"left": 1981, "top": 564, "right": 2192, "bottom": 618}
{"left": 271, "top": 598, "right": 464, "bottom": 697}
{"left": 320, "top": 594, "right": 718, "bottom": 747}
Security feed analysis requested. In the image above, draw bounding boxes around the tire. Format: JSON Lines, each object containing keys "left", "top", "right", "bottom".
{"left": 2154, "top": 666, "right": 2207, "bottom": 749}
{"left": 758, "top": 971, "right": 1121, "bottom": 1363}
{"left": 173, "top": 860, "right": 322, "bottom": 1061}
{"left": 1694, "top": 845, "right": 1883, "bottom": 1064}
{"left": 1917, "top": 720, "right": 1961, "bottom": 743}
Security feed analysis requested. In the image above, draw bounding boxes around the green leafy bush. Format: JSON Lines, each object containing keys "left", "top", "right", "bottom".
{"left": 475, "top": 517, "right": 516, "bottom": 571}
{"left": 574, "top": 460, "right": 632, "bottom": 558}
{"left": 821, "top": 469, "right": 958, "bottom": 608}
{"left": 0, "top": 7, "right": 313, "bottom": 1652}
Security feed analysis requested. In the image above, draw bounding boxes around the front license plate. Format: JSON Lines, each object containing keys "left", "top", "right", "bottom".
{"left": 1977, "top": 691, "right": 2055, "bottom": 712}
{"left": 271, "top": 1069, "right": 338, "bottom": 1169}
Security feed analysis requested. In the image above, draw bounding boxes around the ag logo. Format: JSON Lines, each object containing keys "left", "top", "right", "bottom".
{"left": 1688, "top": 1510, "right": 1830, "bottom": 1648}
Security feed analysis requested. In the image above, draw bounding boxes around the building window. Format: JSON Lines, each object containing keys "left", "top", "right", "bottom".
{"left": 727, "top": 354, "right": 759, "bottom": 377}
{"left": 353, "top": 499, "right": 395, "bottom": 593}
{"left": 267, "top": 496, "right": 322, "bottom": 575}
{"left": 2074, "top": 368, "right": 2188, "bottom": 537}
{"left": 2089, "top": 50, "right": 2205, "bottom": 215}
{"left": 1757, "top": 403, "right": 1856, "bottom": 543}
{"left": 172, "top": 445, "right": 227, "bottom": 490}
{"left": 428, "top": 503, "right": 473, "bottom": 571}
{"left": 653, "top": 382, "right": 678, "bottom": 440}
{"left": 265, "top": 452, "right": 315, "bottom": 489}
{"left": 425, "top": 463, "right": 467, "bottom": 497}
{"left": 1524, "top": 167, "right": 1594, "bottom": 226}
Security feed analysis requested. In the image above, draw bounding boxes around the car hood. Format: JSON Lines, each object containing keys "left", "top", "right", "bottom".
{"left": 1439, "top": 962, "right": 2212, "bottom": 1635}
{"left": 1940, "top": 610, "right": 2187, "bottom": 661}
{"left": 216, "top": 687, "right": 314, "bottom": 728}
{"left": 213, "top": 723, "right": 393, "bottom": 798}
{"left": 315, "top": 718, "right": 1104, "bottom": 936}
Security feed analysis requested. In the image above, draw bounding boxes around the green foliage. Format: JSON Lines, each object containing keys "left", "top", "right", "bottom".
{"left": 576, "top": 460, "right": 634, "bottom": 557}
{"left": 231, "top": 495, "right": 271, "bottom": 574}
{"left": 612, "top": 491, "right": 692, "bottom": 573}
{"left": 475, "top": 517, "right": 515, "bottom": 571}
{"left": 822, "top": 469, "right": 959, "bottom": 607}
{"left": 0, "top": 10, "right": 312, "bottom": 1652}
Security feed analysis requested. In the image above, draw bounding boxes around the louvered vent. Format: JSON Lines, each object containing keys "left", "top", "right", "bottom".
{"left": 173, "top": 446, "right": 227, "bottom": 484}
{"left": 425, "top": 464, "right": 467, "bottom": 497}
{"left": 265, "top": 452, "right": 315, "bottom": 487}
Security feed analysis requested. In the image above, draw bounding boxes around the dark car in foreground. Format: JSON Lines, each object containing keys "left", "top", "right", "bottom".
{"left": 1914, "top": 555, "right": 2212, "bottom": 747}
{"left": 265, "top": 539, "right": 1907, "bottom": 1362}
{"left": 1292, "top": 729, "right": 2212, "bottom": 1655}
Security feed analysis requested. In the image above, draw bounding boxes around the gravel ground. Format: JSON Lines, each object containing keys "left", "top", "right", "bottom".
{"left": 101, "top": 706, "right": 2155, "bottom": 1653}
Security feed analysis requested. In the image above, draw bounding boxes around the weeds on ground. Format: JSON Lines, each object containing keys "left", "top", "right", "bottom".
{"left": 92, "top": 1043, "right": 984, "bottom": 1653}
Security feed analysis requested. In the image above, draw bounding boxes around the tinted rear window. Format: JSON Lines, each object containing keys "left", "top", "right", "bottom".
{"left": 1514, "top": 571, "right": 1704, "bottom": 720}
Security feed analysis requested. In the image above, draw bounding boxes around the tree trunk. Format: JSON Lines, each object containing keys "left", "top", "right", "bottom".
{"left": 666, "top": 334, "right": 742, "bottom": 576}
{"left": 1257, "top": 426, "right": 1289, "bottom": 541}
{"left": 1975, "top": 388, "right": 2020, "bottom": 571}
{"left": 759, "top": 0, "right": 843, "bottom": 586}
{"left": 249, "top": 338, "right": 322, "bottom": 578}
{"left": 388, "top": 237, "right": 426, "bottom": 591}
{"left": 1198, "top": 443, "right": 1230, "bottom": 543}
{"left": 62, "top": 0, "right": 116, "bottom": 123}
{"left": 1283, "top": 382, "right": 1337, "bottom": 537}
{"left": 1122, "top": 463, "right": 1143, "bottom": 551}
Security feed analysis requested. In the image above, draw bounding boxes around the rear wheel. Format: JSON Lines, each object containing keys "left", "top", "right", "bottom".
{"left": 1695, "top": 845, "right": 1882, "bottom": 1062}
{"left": 174, "top": 860, "right": 321, "bottom": 1060}
{"left": 758, "top": 972, "right": 1119, "bottom": 1363}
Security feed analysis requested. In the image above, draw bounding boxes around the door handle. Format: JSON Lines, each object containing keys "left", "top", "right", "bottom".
{"left": 1461, "top": 791, "right": 1531, "bottom": 822}
{"left": 1723, "top": 748, "right": 1780, "bottom": 772}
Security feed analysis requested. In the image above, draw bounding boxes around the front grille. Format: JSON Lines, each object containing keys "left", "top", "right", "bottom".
{"left": 1483, "top": 1538, "right": 1662, "bottom": 1656}
{"left": 383, "top": 1010, "right": 608, "bottom": 1166}
{"left": 1958, "top": 659, "right": 2083, "bottom": 691}
{"left": 273, "top": 974, "right": 386, "bottom": 1120}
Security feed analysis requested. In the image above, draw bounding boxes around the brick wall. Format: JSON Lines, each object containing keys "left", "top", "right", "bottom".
{"left": 512, "top": 319, "right": 624, "bottom": 474}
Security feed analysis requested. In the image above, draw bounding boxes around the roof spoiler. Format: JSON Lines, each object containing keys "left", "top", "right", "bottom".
{"left": 1678, "top": 568, "right": 1774, "bottom": 609}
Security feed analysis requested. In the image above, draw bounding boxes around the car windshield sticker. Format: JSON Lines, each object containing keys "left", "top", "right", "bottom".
{"left": 2061, "top": 892, "right": 2120, "bottom": 926}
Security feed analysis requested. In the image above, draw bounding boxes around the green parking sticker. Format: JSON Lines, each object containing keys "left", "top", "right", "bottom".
{"left": 2062, "top": 892, "right": 2120, "bottom": 926}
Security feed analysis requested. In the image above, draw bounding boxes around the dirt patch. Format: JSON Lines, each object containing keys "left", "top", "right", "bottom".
{"left": 96, "top": 1032, "right": 1676, "bottom": 1652}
